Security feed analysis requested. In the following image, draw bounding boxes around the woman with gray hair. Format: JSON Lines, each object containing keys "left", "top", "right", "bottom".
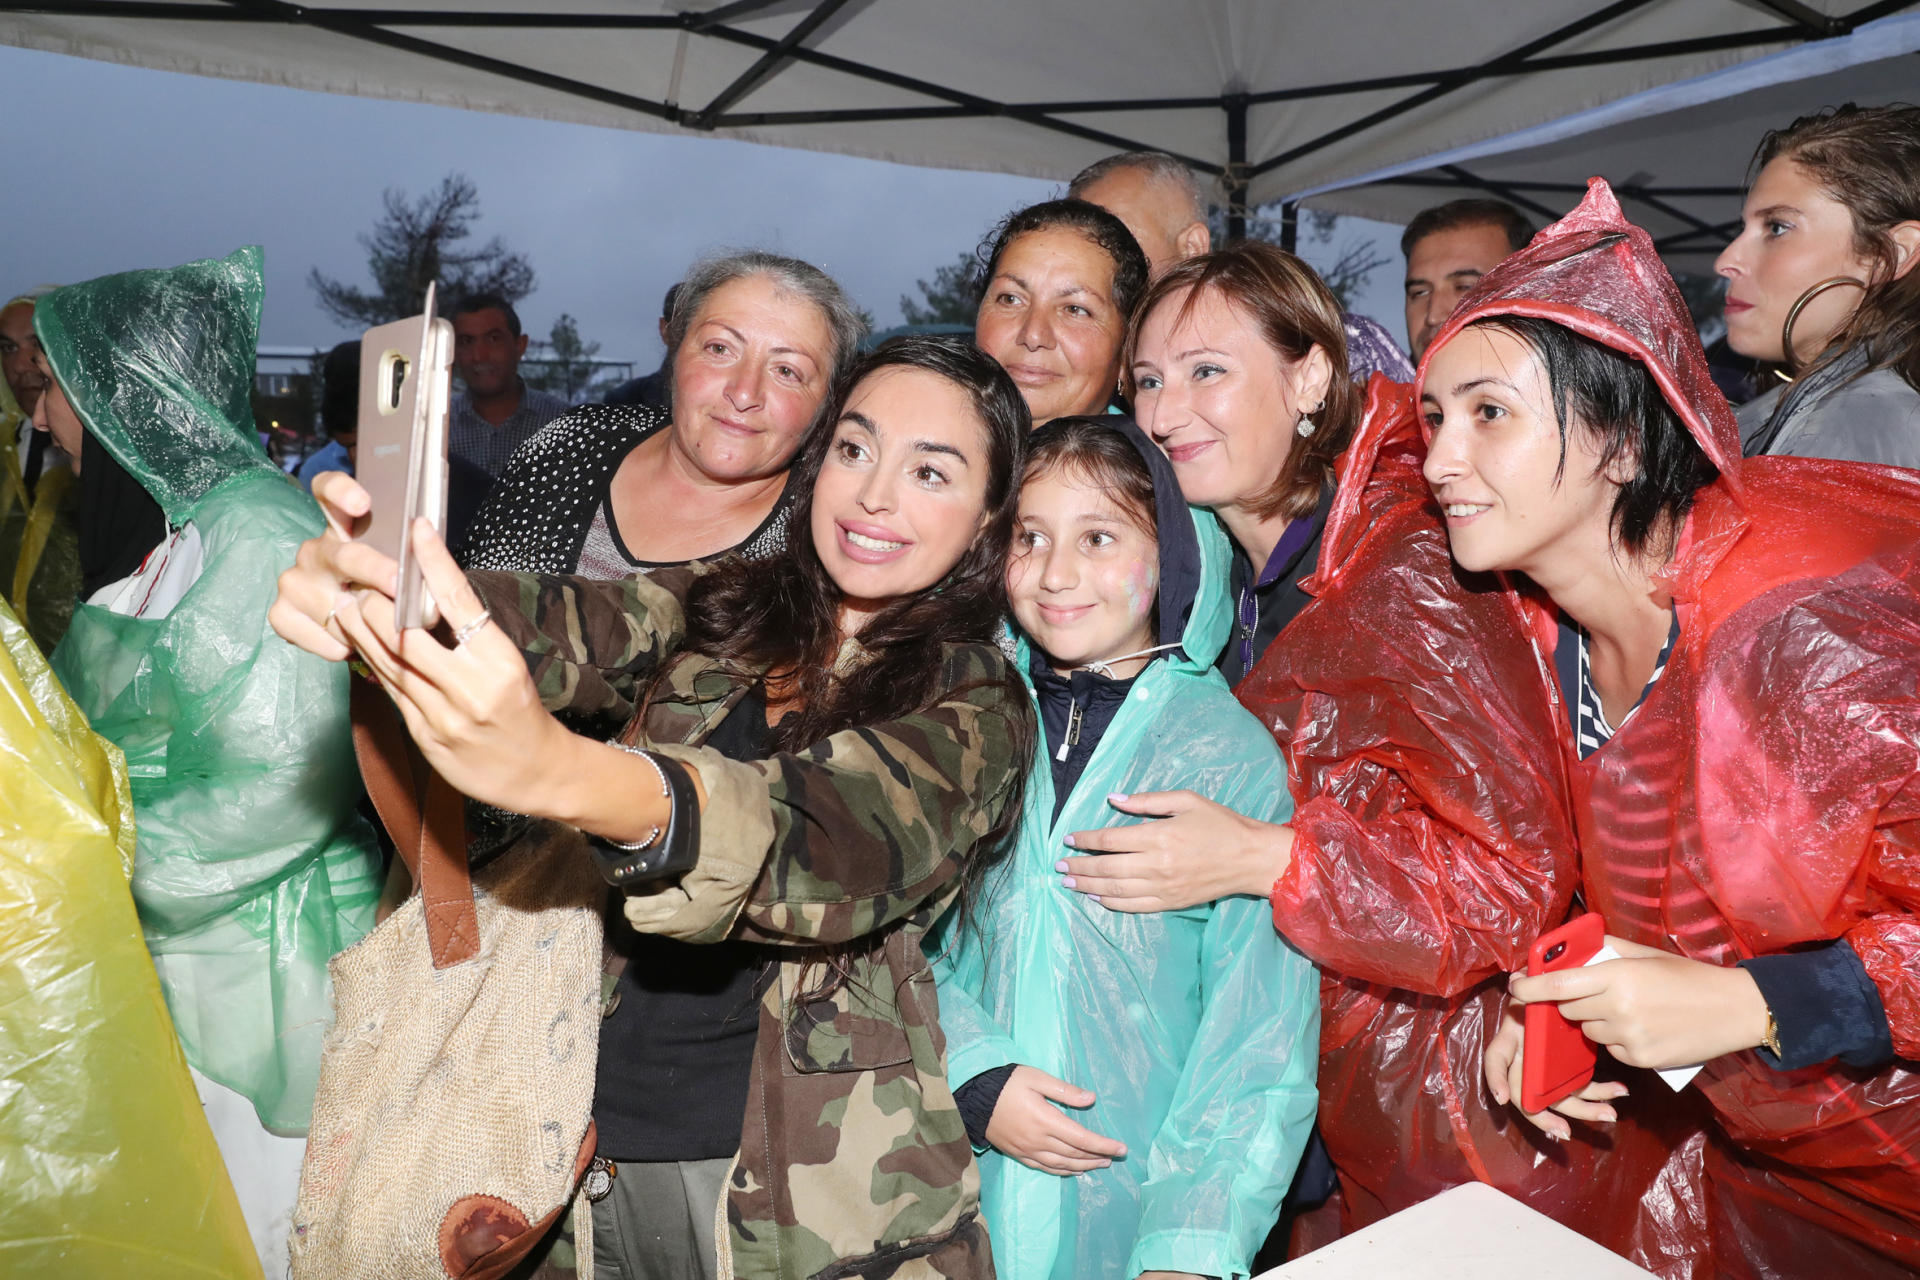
{"left": 448, "top": 251, "right": 862, "bottom": 1278}
{"left": 462, "top": 250, "right": 866, "bottom": 577}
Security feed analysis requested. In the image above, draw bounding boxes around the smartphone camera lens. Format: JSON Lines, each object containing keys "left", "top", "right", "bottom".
{"left": 1544, "top": 942, "right": 1565, "bottom": 963}
{"left": 388, "top": 355, "right": 411, "bottom": 410}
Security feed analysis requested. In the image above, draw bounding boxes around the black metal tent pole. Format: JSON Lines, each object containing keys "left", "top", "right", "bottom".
{"left": 1225, "top": 93, "right": 1250, "bottom": 242}
{"left": 1353, "top": 168, "right": 1746, "bottom": 250}
{"left": 686, "top": 0, "right": 853, "bottom": 128}
{"left": 1435, "top": 165, "right": 1564, "bottom": 224}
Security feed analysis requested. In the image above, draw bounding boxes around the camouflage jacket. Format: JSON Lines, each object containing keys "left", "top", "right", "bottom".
{"left": 472, "top": 564, "right": 1028, "bottom": 1280}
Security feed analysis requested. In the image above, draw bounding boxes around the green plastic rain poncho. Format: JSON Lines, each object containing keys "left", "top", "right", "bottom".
{"left": 931, "top": 421, "right": 1319, "bottom": 1280}
{"left": 37, "top": 247, "right": 380, "bottom": 1133}
{"left": 0, "top": 595, "right": 260, "bottom": 1278}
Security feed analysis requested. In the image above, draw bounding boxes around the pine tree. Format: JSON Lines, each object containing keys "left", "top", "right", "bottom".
{"left": 898, "top": 250, "right": 982, "bottom": 326}
{"left": 309, "top": 173, "right": 535, "bottom": 328}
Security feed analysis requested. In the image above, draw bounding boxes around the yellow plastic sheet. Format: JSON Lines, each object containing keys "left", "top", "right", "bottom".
{"left": 0, "top": 597, "right": 260, "bottom": 1278}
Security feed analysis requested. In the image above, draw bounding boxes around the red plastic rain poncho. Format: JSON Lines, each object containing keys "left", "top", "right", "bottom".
{"left": 1236, "top": 374, "right": 1709, "bottom": 1277}
{"left": 1412, "top": 179, "right": 1920, "bottom": 1279}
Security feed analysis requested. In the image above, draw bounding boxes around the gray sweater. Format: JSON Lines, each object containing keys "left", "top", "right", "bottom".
{"left": 1738, "top": 354, "right": 1920, "bottom": 468}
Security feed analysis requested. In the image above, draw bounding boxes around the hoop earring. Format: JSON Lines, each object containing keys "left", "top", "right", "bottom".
{"left": 1780, "top": 275, "right": 1865, "bottom": 374}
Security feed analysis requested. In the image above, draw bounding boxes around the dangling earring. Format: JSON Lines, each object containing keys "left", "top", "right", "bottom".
{"left": 1295, "top": 401, "right": 1323, "bottom": 438}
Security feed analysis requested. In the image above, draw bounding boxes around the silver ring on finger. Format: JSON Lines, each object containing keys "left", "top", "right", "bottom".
{"left": 321, "top": 603, "right": 340, "bottom": 631}
{"left": 452, "top": 609, "right": 493, "bottom": 647}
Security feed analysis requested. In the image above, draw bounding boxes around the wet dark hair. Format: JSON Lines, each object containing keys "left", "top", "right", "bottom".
{"left": 447, "top": 291, "right": 521, "bottom": 337}
{"left": 1752, "top": 102, "right": 1920, "bottom": 392}
{"left": 976, "top": 198, "right": 1150, "bottom": 326}
{"left": 1022, "top": 415, "right": 1157, "bottom": 539}
{"left": 1476, "top": 315, "right": 1717, "bottom": 557}
{"left": 1400, "top": 198, "right": 1535, "bottom": 260}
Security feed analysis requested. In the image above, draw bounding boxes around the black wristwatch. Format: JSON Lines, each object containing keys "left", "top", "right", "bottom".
{"left": 585, "top": 744, "right": 701, "bottom": 887}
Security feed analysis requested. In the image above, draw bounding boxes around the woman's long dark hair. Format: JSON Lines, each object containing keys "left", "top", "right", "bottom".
{"left": 666, "top": 334, "right": 1036, "bottom": 927}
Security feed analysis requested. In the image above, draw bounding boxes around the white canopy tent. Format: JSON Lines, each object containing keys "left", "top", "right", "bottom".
{"left": 1, "top": 0, "right": 1912, "bottom": 247}
{"left": 1299, "top": 8, "right": 1920, "bottom": 266}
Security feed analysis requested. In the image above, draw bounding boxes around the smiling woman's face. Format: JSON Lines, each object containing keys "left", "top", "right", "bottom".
{"left": 809, "top": 365, "right": 992, "bottom": 629}
{"left": 974, "top": 227, "right": 1125, "bottom": 427}
{"left": 669, "top": 274, "right": 835, "bottom": 482}
{"left": 1419, "top": 324, "right": 1620, "bottom": 579}
{"left": 1129, "top": 284, "right": 1327, "bottom": 515}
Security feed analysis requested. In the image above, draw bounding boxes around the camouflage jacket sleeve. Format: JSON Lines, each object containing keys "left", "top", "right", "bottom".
{"left": 625, "top": 643, "right": 1029, "bottom": 947}
{"left": 468, "top": 563, "right": 706, "bottom": 725}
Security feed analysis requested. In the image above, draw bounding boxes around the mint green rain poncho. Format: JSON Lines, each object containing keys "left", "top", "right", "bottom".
{"left": 931, "top": 419, "right": 1319, "bottom": 1280}
{"left": 39, "top": 247, "right": 380, "bottom": 1133}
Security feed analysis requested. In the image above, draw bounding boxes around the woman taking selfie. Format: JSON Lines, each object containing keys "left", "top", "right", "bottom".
{"left": 460, "top": 255, "right": 862, "bottom": 1277}
{"left": 1716, "top": 103, "right": 1920, "bottom": 465}
{"left": 974, "top": 199, "right": 1148, "bottom": 429}
{"left": 274, "top": 335, "right": 1034, "bottom": 1280}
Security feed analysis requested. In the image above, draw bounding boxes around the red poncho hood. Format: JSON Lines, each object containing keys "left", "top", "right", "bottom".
{"left": 1413, "top": 177, "right": 1745, "bottom": 501}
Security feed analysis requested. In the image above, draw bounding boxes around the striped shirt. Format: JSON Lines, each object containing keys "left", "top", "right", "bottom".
{"left": 1555, "top": 609, "right": 1681, "bottom": 760}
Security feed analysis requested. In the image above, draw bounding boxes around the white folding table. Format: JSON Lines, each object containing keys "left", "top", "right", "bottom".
{"left": 1258, "top": 1180, "right": 1660, "bottom": 1279}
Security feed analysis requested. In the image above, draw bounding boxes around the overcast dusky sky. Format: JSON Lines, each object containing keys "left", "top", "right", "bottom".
{"left": 5, "top": 43, "right": 1409, "bottom": 371}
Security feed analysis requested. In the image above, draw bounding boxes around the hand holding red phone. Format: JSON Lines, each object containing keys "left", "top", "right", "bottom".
{"left": 1485, "top": 913, "right": 1629, "bottom": 1141}
{"left": 1512, "top": 931, "right": 1772, "bottom": 1072}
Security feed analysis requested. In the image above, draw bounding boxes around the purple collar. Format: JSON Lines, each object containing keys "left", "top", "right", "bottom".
{"left": 1236, "top": 507, "right": 1327, "bottom": 674}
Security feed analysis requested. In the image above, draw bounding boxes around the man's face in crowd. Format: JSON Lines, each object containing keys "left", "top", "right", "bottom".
{"left": 0, "top": 301, "right": 44, "bottom": 415}
{"left": 452, "top": 307, "right": 527, "bottom": 398}
{"left": 1404, "top": 222, "right": 1516, "bottom": 362}
{"left": 1075, "top": 167, "right": 1209, "bottom": 278}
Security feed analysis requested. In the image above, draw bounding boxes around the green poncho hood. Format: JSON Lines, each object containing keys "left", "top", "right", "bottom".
{"left": 35, "top": 245, "right": 273, "bottom": 524}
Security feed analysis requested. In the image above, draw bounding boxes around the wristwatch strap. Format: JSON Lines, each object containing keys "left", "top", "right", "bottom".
{"left": 586, "top": 751, "right": 701, "bottom": 887}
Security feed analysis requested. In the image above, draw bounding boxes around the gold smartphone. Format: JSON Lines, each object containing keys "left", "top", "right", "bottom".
{"left": 356, "top": 283, "right": 453, "bottom": 629}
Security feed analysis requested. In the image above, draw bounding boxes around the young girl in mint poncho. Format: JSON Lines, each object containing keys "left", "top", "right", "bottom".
{"left": 931, "top": 416, "right": 1318, "bottom": 1280}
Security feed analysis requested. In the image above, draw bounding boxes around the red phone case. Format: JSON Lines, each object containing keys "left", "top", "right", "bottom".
{"left": 1521, "top": 912, "right": 1605, "bottom": 1113}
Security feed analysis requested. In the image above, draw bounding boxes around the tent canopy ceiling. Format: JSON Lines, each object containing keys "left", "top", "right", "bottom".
{"left": 1303, "top": 16, "right": 1920, "bottom": 267}
{"left": 3, "top": 0, "right": 1913, "bottom": 238}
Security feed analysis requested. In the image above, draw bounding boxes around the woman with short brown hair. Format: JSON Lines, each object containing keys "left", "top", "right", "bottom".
{"left": 1123, "top": 240, "right": 1356, "bottom": 684}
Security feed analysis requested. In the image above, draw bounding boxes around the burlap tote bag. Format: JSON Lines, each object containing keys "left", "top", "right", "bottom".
{"left": 290, "top": 687, "right": 603, "bottom": 1280}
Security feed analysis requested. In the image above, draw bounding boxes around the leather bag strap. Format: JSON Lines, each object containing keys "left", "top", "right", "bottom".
{"left": 350, "top": 677, "right": 480, "bottom": 968}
